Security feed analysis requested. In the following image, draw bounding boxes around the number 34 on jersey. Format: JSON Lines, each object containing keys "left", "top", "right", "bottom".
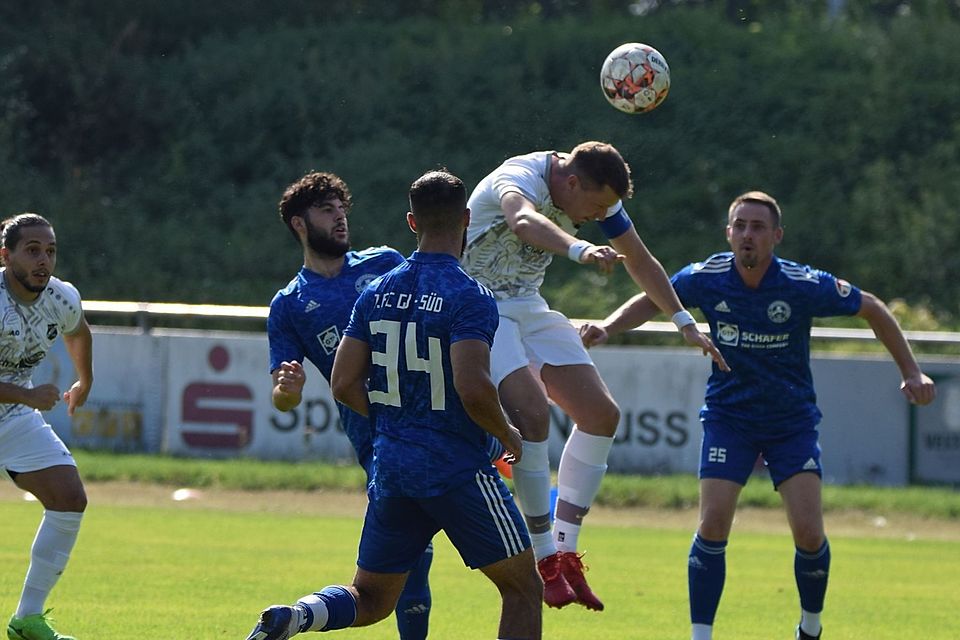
{"left": 368, "top": 319, "right": 446, "bottom": 411}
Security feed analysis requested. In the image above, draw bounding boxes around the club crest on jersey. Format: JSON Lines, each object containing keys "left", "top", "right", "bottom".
{"left": 716, "top": 321, "right": 740, "bottom": 346}
{"left": 767, "top": 300, "right": 791, "bottom": 323}
{"left": 355, "top": 274, "right": 379, "bottom": 294}
{"left": 835, "top": 279, "right": 852, "bottom": 298}
{"left": 317, "top": 325, "right": 341, "bottom": 355}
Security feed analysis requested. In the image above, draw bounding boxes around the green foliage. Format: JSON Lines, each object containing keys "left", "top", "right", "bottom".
{"left": 2, "top": 4, "right": 959, "bottom": 321}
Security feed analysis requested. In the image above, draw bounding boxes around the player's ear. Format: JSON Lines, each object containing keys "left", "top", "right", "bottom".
{"left": 290, "top": 214, "right": 306, "bottom": 234}
{"left": 406, "top": 211, "right": 418, "bottom": 234}
{"left": 774, "top": 225, "right": 784, "bottom": 245}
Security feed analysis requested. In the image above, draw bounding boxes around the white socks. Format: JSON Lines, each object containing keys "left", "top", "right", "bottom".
{"left": 553, "top": 428, "right": 613, "bottom": 553}
{"left": 800, "top": 610, "right": 822, "bottom": 637}
{"left": 17, "top": 510, "right": 83, "bottom": 618}
{"left": 509, "top": 439, "right": 557, "bottom": 560}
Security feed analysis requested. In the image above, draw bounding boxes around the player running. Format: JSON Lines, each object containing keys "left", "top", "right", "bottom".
{"left": 1, "top": 214, "right": 94, "bottom": 640}
{"left": 245, "top": 170, "right": 541, "bottom": 640}
{"left": 266, "top": 171, "right": 440, "bottom": 639}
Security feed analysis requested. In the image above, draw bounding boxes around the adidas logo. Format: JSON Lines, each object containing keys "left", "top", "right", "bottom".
{"left": 304, "top": 300, "right": 320, "bottom": 313}
{"left": 714, "top": 300, "right": 731, "bottom": 312}
{"left": 803, "top": 458, "right": 819, "bottom": 471}
{"left": 688, "top": 556, "right": 706, "bottom": 570}
{"left": 403, "top": 604, "right": 429, "bottom": 615}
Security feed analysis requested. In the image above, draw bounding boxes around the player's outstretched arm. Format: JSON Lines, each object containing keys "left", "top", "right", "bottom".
{"left": 451, "top": 338, "right": 522, "bottom": 463}
{"left": 331, "top": 336, "right": 372, "bottom": 418}
{"left": 62, "top": 316, "right": 94, "bottom": 416}
{"left": 609, "top": 228, "right": 684, "bottom": 315}
{"left": 856, "top": 291, "right": 936, "bottom": 405}
{"left": 579, "top": 292, "right": 660, "bottom": 348}
{"left": 605, "top": 230, "right": 730, "bottom": 370}
{"left": 272, "top": 361, "right": 306, "bottom": 412}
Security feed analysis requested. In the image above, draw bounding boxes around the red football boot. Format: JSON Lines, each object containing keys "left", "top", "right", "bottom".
{"left": 559, "top": 551, "right": 604, "bottom": 611}
{"left": 536, "top": 551, "right": 577, "bottom": 609}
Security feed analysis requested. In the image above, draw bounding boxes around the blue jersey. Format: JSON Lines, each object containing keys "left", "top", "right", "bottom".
{"left": 267, "top": 247, "right": 405, "bottom": 468}
{"left": 344, "top": 251, "right": 500, "bottom": 498}
{"left": 671, "top": 252, "right": 862, "bottom": 431}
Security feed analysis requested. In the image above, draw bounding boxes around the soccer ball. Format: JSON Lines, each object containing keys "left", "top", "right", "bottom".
{"left": 600, "top": 43, "right": 671, "bottom": 114}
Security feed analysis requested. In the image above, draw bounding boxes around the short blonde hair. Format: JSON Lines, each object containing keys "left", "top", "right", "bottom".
{"left": 728, "top": 191, "right": 781, "bottom": 227}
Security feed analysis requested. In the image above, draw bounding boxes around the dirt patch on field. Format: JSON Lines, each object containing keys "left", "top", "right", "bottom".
{"left": 3, "top": 480, "right": 958, "bottom": 541}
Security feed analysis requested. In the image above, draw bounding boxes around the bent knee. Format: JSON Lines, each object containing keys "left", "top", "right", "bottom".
{"left": 59, "top": 486, "right": 88, "bottom": 512}
{"left": 578, "top": 401, "right": 620, "bottom": 437}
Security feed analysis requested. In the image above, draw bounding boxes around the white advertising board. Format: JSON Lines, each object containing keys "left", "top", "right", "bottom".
{"left": 38, "top": 327, "right": 960, "bottom": 485}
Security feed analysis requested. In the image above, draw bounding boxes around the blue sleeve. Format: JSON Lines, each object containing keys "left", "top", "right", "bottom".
{"left": 450, "top": 283, "right": 498, "bottom": 346}
{"left": 669, "top": 265, "right": 697, "bottom": 309}
{"left": 597, "top": 205, "right": 633, "bottom": 239}
{"left": 809, "top": 270, "right": 862, "bottom": 317}
{"left": 267, "top": 297, "right": 303, "bottom": 372}
{"left": 344, "top": 288, "right": 373, "bottom": 343}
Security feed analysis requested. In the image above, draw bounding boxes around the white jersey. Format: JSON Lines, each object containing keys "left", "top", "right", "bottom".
{"left": 0, "top": 271, "right": 82, "bottom": 422}
{"left": 463, "top": 151, "right": 623, "bottom": 299}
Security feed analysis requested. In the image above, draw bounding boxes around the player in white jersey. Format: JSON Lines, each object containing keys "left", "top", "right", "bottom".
{"left": 463, "top": 141, "right": 728, "bottom": 610}
{"left": 0, "top": 214, "right": 93, "bottom": 640}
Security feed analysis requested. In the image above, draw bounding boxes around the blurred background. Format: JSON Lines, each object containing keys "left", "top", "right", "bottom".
{"left": 1, "top": 0, "right": 959, "bottom": 327}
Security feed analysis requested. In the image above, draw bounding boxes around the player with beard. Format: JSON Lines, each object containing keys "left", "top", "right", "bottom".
{"left": 1, "top": 214, "right": 94, "bottom": 640}
{"left": 262, "top": 171, "right": 438, "bottom": 640}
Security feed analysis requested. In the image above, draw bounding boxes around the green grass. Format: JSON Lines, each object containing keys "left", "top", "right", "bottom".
{"left": 72, "top": 450, "right": 960, "bottom": 520}
{"left": 0, "top": 495, "right": 957, "bottom": 639}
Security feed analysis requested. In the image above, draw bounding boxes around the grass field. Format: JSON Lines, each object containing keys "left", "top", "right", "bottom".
{"left": 1, "top": 455, "right": 958, "bottom": 639}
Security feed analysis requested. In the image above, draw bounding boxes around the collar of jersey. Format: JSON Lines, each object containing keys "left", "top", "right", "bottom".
{"left": 409, "top": 251, "right": 460, "bottom": 264}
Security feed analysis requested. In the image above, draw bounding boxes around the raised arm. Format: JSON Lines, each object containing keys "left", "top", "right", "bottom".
{"left": 607, "top": 229, "right": 729, "bottom": 370}
{"left": 330, "top": 336, "right": 372, "bottom": 418}
{"left": 451, "top": 338, "right": 523, "bottom": 463}
{"left": 579, "top": 292, "right": 660, "bottom": 347}
{"left": 501, "top": 193, "right": 624, "bottom": 273}
{"left": 856, "top": 291, "right": 936, "bottom": 405}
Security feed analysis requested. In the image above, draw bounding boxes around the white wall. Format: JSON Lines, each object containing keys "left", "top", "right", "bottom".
{"left": 35, "top": 327, "right": 960, "bottom": 486}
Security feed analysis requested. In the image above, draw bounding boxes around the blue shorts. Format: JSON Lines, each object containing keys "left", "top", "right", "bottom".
{"left": 699, "top": 418, "right": 822, "bottom": 488}
{"left": 358, "top": 470, "right": 530, "bottom": 572}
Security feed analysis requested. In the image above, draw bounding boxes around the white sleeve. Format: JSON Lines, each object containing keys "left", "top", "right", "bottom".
{"left": 490, "top": 160, "right": 545, "bottom": 206}
{"left": 58, "top": 280, "right": 84, "bottom": 334}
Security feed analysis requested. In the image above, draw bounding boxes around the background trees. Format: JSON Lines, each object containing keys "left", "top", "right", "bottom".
{"left": 1, "top": 1, "right": 957, "bottom": 322}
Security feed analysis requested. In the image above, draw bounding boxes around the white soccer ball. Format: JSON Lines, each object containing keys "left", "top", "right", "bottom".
{"left": 600, "top": 42, "right": 671, "bottom": 114}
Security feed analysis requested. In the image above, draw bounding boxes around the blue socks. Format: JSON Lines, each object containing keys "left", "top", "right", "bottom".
{"left": 688, "top": 533, "right": 727, "bottom": 626}
{"left": 297, "top": 585, "right": 357, "bottom": 632}
{"left": 795, "top": 539, "right": 830, "bottom": 615}
{"left": 395, "top": 544, "right": 433, "bottom": 640}
{"left": 687, "top": 534, "right": 829, "bottom": 636}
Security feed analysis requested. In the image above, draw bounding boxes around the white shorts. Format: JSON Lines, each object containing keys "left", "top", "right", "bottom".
{"left": 0, "top": 411, "right": 76, "bottom": 475}
{"left": 491, "top": 294, "right": 594, "bottom": 385}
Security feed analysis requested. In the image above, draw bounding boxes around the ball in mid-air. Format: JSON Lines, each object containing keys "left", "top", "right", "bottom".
{"left": 600, "top": 42, "right": 670, "bottom": 114}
